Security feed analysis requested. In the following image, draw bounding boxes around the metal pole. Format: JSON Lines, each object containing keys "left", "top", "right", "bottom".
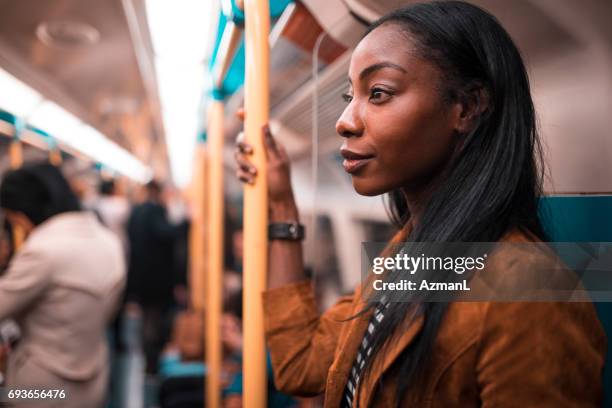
{"left": 243, "top": 0, "right": 270, "bottom": 406}
{"left": 205, "top": 100, "right": 225, "bottom": 408}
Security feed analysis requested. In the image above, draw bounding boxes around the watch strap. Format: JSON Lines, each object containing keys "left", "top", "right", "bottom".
{"left": 268, "top": 222, "right": 305, "bottom": 241}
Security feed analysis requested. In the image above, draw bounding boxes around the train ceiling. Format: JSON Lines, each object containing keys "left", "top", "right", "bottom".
{"left": 0, "top": 0, "right": 166, "bottom": 179}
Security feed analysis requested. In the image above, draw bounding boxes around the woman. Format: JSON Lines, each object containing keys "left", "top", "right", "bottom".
{"left": 0, "top": 162, "right": 125, "bottom": 407}
{"left": 235, "top": 2, "right": 605, "bottom": 406}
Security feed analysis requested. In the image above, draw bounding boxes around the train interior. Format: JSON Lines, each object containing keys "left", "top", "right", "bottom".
{"left": 0, "top": 0, "right": 611, "bottom": 406}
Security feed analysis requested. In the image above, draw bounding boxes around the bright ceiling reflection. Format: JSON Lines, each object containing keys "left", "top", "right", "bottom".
{"left": 145, "top": 0, "right": 219, "bottom": 187}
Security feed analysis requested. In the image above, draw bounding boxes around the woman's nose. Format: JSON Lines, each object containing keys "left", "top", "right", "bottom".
{"left": 336, "top": 104, "right": 364, "bottom": 138}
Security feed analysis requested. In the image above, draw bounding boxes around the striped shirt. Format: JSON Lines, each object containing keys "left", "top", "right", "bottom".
{"left": 341, "top": 299, "right": 390, "bottom": 407}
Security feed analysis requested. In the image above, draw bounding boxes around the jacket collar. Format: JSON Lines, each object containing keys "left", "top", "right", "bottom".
{"left": 326, "top": 298, "right": 425, "bottom": 407}
{"left": 326, "top": 220, "right": 421, "bottom": 407}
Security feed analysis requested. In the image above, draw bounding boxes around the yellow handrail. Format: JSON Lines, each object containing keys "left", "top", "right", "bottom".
{"left": 189, "top": 143, "right": 208, "bottom": 312}
{"left": 9, "top": 138, "right": 22, "bottom": 170}
{"left": 49, "top": 148, "right": 62, "bottom": 166}
{"left": 243, "top": 0, "right": 270, "bottom": 406}
{"left": 8, "top": 138, "right": 25, "bottom": 250}
{"left": 188, "top": 135, "right": 208, "bottom": 407}
{"left": 214, "top": 21, "right": 243, "bottom": 90}
{"left": 205, "top": 100, "right": 225, "bottom": 408}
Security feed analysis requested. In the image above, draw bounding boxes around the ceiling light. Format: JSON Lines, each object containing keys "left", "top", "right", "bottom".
{"left": 145, "top": 0, "right": 219, "bottom": 187}
{"left": 0, "top": 68, "right": 42, "bottom": 118}
{"left": 36, "top": 21, "right": 100, "bottom": 48}
{"left": 28, "top": 101, "right": 151, "bottom": 182}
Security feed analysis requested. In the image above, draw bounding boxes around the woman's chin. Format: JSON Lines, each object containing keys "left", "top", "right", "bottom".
{"left": 351, "top": 178, "right": 388, "bottom": 197}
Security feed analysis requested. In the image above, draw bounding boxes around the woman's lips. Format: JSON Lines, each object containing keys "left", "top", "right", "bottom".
{"left": 342, "top": 157, "right": 373, "bottom": 174}
{"left": 340, "top": 148, "right": 375, "bottom": 174}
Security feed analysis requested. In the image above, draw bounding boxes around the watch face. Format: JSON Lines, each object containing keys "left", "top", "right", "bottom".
{"left": 289, "top": 224, "right": 297, "bottom": 236}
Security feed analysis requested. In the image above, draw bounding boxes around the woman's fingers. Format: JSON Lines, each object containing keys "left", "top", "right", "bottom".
{"left": 236, "top": 141, "right": 253, "bottom": 155}
{"left": 235, "top": 131, "right": 252, "bottom": 152}
{"left": 234, "top": 129, "right": 256, "bottom": 185}
{"left": 234, "top": 122, "right": 289, "bottom": 188}
{"left": 235, "top": 132, "right": 255, "bottom": 167}
{"left": 234, "top": 144, "right": 257, "bottom": 185}
{"left": 236, "top": 168, "right": 255, "bottom": 185}
{"left": 237, "top": 126, "right": 279, "bottom": 162}
{"left": 234, "top": 150, "right": 257, "bottom": 174}
{"left": 236, "top": 110, "right": 281, "bottom": 161}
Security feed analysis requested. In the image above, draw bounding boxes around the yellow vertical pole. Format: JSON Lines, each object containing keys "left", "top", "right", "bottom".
{"left": 49, "top": 141, "right": 62, "bottom": 166}
{"left": 189, "top": 135, "right": 208, "bottom": 407}
{"left": 48, "top": 137, "right": 62, "bottom": 166}
{"left": 205, "top": 100, "right": 225, "bottom": 408}
{"left": 189, "top": 142, "right": 208, "bottom": 312}
{"left": 49, "top": 148, "right": 62, "bottom": 166}
{"left": 9, "top": 139, "right": 22, "bottom": 170}
{"left": 243, "top": 0, "right": 270, "bottom": 407}
{"left": 8, "top": 138, "right": 25, "bottom": 250}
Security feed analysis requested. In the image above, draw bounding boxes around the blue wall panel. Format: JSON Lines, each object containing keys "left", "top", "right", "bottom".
{"left": 541, "top": 195, "right": 612, "bottom": 404}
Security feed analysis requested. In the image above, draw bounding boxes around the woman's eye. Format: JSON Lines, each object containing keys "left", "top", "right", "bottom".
{"left": 369, "top": 88, "right": 391, "bottom": 102}
{"left": 341, "top": 93, "right": 353, "bottom": 103}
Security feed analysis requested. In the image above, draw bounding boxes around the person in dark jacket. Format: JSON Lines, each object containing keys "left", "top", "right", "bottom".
{"left": 126, "top": 180, "right": 188, "bottom": 374}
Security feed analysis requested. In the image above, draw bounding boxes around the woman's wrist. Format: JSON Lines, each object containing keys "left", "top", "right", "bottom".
{"left": 269, "top": 199, "right": 299, "bottom": 222}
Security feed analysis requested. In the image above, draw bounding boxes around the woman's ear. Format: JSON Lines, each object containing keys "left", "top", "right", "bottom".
{"left": 454, "top": 84, "right": 490, "bottom": 134}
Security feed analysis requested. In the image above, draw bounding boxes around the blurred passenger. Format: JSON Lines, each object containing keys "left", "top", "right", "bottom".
{"left": 94, "top": 178, "right": 131, "bottom": 407}
{"left": 126, "top": 180, "right": 188, "bottom": 374}
{"left": 95, "top": 178, "right": 130, "bottom": 253}
{"left": 0, "top": 162, "right": 125, "bottom": 407}
{"left": 230, "top": 229, "right": 243, "bottom": 273}
{"left": 157, "top": 286, "right": 297, "bottom": 408}
{"left": 223, "top": 269, "right": 242, "bottom": 300}
{"left": 0, "top": 220, "right": 18, "bottom": 386}
{"left": 166, "top": 188, "right": 190, "bottom": 309}
{"left": 0, "top": 218, "right": 13, "bottom": 273}
{"left": 61, "top": 159, "right": 97, "bottom": 209}
{"left": 157, "top": 308, "right": 205, "bottom": 408}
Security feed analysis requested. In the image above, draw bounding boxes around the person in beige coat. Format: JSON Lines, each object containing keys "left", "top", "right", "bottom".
{"left": 0, "top": 163, "right": 125, "bottom": 407}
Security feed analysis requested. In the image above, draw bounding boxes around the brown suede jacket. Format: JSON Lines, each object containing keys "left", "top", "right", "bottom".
{"left": 262, "top": 227, "right": 606, "bottom": 407}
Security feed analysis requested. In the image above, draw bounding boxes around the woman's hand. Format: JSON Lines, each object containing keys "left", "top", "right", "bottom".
{"left": 234, "top": 112, "right": 298, "bottom": 218}
{"left": 233, "top": 110, "right": 305, "bottom": 290}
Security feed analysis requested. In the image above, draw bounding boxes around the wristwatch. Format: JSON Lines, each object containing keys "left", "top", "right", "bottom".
{"left": 268, "top": 221, "right": 305, "bottom": 241}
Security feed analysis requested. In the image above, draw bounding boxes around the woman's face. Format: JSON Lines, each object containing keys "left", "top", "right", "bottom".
{"left": 336, "top": 23, "right": 461, "bottom": 196}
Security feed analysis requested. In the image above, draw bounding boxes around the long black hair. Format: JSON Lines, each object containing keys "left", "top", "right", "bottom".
{"left": 360, "top": 1, "right": 546, "bottom": 405}
{"left": 0, "top": 162, "right": 81, "bottom": 226}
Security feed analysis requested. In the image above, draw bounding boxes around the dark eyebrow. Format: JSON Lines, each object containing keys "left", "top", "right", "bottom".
{"left": 359, "top": 62, "right": 407, "bottom": 80}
